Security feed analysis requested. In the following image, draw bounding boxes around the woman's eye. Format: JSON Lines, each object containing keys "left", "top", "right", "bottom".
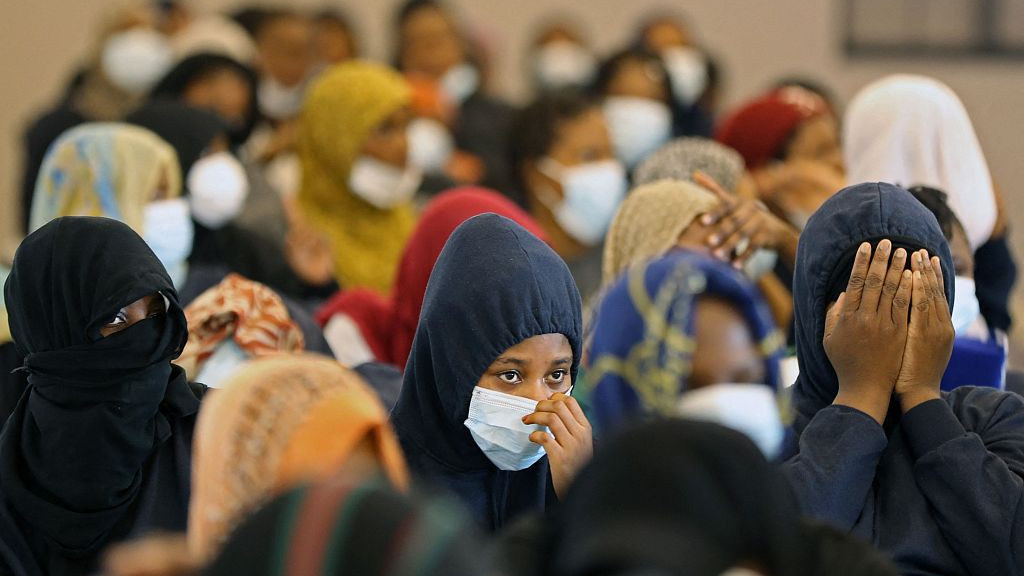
{"left": 497, "top": 371, "right": 521, "bottom": 384}
{"left": 549, "top": 370, "right": 567, "bottom": 384}
{"left": 106, "top": 311, "right": 128, "bottom": 327}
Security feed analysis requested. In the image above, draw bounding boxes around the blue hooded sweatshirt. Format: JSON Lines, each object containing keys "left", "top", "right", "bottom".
{"left": 784, "top": 182, "right": 1024, "bottom": 575}
{"left": 390, "top": 213, "right": 583, "bottom": 532}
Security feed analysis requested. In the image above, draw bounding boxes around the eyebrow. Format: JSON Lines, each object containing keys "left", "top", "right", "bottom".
{"left": 492, "top": 357, "right": 528, "bottom": 367}
{"left": 550, "top": 357, "right": 572, "bottom": 367}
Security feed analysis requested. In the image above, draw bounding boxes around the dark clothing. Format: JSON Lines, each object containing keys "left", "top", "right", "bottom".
{"left": 0, "top": 343, "right": 26, "bottom": 429}
{"left": 352, "top": 361, "right": 403, "bottom": 412}
{"left": 785, "top": 391, "right": 1024, "bottom": 576}
{"left": 548, "top": 420, "right": 813, "bottom": 576}
{"left": 974, "top": 233, "right": 1017, "bottom": 332}
{"left": 455, "top": 94, "right": 519, "bottom": 204}
{"left": 390, "top": 214, "right": 582, "bottom": 531}
{"left": 784, "top": 182, "right": 1024, "bottom": 575}
{"left": 0, "top": 217, "right": 200, "bottom": 576}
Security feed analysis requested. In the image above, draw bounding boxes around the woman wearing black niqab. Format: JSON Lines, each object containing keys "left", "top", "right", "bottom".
{"left": 0, "top": 216, "right": 203, "bottom": 576}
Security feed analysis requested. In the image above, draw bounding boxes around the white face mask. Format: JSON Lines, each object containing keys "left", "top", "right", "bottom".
{"left": 195, "top": 339, "right": 251, "bottom": 388}
{"left": 348, "top": 156, "right": 422, "bottom": 209}
{"left": 101, "top": 28, "right": 175, "bottom": 95}
{"left": 538, "top": 158, "right": 628, "bottom": 246}
{"left": 661, "top": 46, "right": 708, "bottom": 108}
{"left": 407, "top": 117, "right": 454, "bottom": 175}
{"left": 440, "top": 62, "right": 480, "bottom": 105}
{"left": 258, "top": 77, "right": 306, "bottom": 120}
{"left": 533, "top": 40, "right": 597, "bottom": 90}
{"left": 187, "top": 151, "right": 250, "bottom": 229}
{"left": 464, "top": 386, "right": 549, "bottom": 471}
{"left": 952, "top": 275, "right": 981, "bottom": 336}
{"left": 142, "top": 198, "right": 194, "bottom": 289}
{"left": 603, "top": 96, "right": 673, "bottom": 168}
{"left": 676, "top": 383, "right": 784, "bottom": 459}
{"left": 742, "top": 248, "right": 779, "bottom": 281}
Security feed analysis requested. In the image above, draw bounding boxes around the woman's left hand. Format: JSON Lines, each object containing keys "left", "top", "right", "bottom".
{"left": 895, "top": 250, "right": 955, "bottom": 413}
{"left": 523, "top": 393, "right": 593, "bottom": 499}
{"left": 693, "top": 171, "right": 800, "bottom": 269}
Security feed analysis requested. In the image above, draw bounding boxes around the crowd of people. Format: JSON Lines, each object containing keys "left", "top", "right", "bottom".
{"left": 1, "top": 1, "right": 1022, "bottom": 575}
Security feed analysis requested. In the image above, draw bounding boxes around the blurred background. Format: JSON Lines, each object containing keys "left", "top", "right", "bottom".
{"left": 3, "top": 0, "right": 1024, "bottom": 361}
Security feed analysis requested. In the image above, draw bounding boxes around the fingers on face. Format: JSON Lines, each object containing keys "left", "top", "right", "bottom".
{"left": 845, "top": 242, "right": 872, "bottom": 310}
{"left": 879, "top": 246, "right": 906, "bottom": 317}
{"left": 860, "top": 239, "right": 892, "bottom": 311}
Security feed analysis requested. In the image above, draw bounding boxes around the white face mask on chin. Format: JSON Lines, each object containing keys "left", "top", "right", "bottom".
{"left": 537, "top": 158, "right": 628, "bottom": 246}
{"left": 406, "top": 117, "right": 454, "bottom": 175}
{"left": 603, "top": 96, "right": 673, "bottom": 168}
{"left": 101, "top": 28, "right": 175, "bottom": 95}
{"left": 676, "top": 383, "right": 784, "bottom": 459}
{"left": 187, "top": 151, "right": 250, "bottom": 229}
{"left": 533, "top": 41, "right": 597, "bottom": 90}
{"left": 258, "top": 77, "right": 306, "bottom": 120}
{"left": 348, "top": 156, "right": 422, "bottom": 209}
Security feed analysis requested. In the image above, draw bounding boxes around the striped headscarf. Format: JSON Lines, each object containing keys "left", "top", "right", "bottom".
{"left": 204, "top": 477, "right": 483, "bottom": 576}
{"left": 176, "top": 273, "right": 304, "bottom": 379}
{"left": 587, "top": 251, "right": 784, "bottom": 433}
{"left": 30, "top": 123, "right": 181, "bottom": 233}
{"left": 188, "top": 353, "right": 409, "bottom": 562}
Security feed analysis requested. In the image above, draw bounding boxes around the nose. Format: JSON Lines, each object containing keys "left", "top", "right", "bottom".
{"left": 513, "top": 378, "right": 552, "bottom": 404}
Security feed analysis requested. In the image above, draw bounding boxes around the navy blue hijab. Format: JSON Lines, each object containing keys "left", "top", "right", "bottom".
{"left": 587, "top": 250, "right": 784, "bottom": 435}
{"left": 792, "top": 182, "right": 953, "bottom": 433}
{"left": 391, "top": 213, "right": 582, "bottom": 531}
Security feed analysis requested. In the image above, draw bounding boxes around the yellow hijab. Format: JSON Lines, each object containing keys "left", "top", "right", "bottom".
{"left": 30, "top": 123, "right": 182, "bottom": 233}
{"left": 298, "top": 61, "right": 417, "bottom": 294}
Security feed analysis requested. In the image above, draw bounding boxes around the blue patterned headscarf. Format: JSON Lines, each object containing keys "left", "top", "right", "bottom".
{"left": 586, "top": 250, "right": 784, "bottom": 433}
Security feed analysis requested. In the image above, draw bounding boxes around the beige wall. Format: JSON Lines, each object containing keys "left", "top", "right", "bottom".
{"left": 4, "top": 0, "right": 1024, "bottom": 363}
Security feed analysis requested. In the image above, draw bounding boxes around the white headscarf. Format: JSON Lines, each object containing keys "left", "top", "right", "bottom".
{"left": 844, "top": 74, "right": 996, "bottom": 249}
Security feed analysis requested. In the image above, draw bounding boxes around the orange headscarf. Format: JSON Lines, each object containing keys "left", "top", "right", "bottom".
{"left": 176, "top": 274, "right": 304, "bottom": 379}
{"left": 188, "top": 353, "right": 408, "bottom": 561}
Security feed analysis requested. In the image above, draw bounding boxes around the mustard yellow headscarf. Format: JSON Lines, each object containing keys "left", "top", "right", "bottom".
{"left": 298, "top": 61, "right": 416, "bottom": 294}
{"left": 30, "top": 123, "right": 182, "bottom": 233}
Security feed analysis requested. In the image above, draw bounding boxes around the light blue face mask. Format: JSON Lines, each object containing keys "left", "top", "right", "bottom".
{"left": 142, "top": 199, "right": 194, "bottom": 289}
{"left": 952, "top": 276, "right": 981, "bottom": 336}
{"left": 195, "top": 339, "right": 251, "bottom": 388}
{"left": 464, "top": 386, "right": 549, "bottom": 471}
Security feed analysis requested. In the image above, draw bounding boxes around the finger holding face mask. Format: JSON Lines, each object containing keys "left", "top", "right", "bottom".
{"left": 523, "top": 392, "right": 593, "bottom": 499}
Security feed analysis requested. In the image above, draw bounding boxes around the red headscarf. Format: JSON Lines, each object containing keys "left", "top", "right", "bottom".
{"left": 715, "top": 87, "right": 829, "bottom": 169}
{"left": 316, "top": 187, "right": 548, "bottom": 369}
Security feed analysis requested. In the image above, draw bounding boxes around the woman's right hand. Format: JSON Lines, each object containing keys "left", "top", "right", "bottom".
{"left": 824, "top": 240, "right": 913, "bottom": 424}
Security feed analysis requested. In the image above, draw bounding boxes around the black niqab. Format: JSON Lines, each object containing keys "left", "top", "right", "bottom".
{"left": 0, "top": 217, "right": 193, "bottom": 559}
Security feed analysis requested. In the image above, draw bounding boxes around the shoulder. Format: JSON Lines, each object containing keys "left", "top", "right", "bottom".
{"left": 944, "top": 386, "right": 1024, "bottom": 431}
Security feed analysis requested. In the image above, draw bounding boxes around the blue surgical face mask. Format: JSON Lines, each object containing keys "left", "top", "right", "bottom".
{"left": 676, "top": 383, "right": 784, "bottom": 459}
{"left": 952, "top": 275, "right": 981, "bottom": 336}
{"left": 537, "top": 158, "right": 628, "bottom": 246}
{"left": 464, "top": 386, "right": 549, "bottom": 471}
{"left": 142, "top": 198, "right": 194, "bottom": 289}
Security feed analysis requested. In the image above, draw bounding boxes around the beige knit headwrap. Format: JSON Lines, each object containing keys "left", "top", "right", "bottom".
{"left": 602, "top": 179, "right": 721, "bottom": 288}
